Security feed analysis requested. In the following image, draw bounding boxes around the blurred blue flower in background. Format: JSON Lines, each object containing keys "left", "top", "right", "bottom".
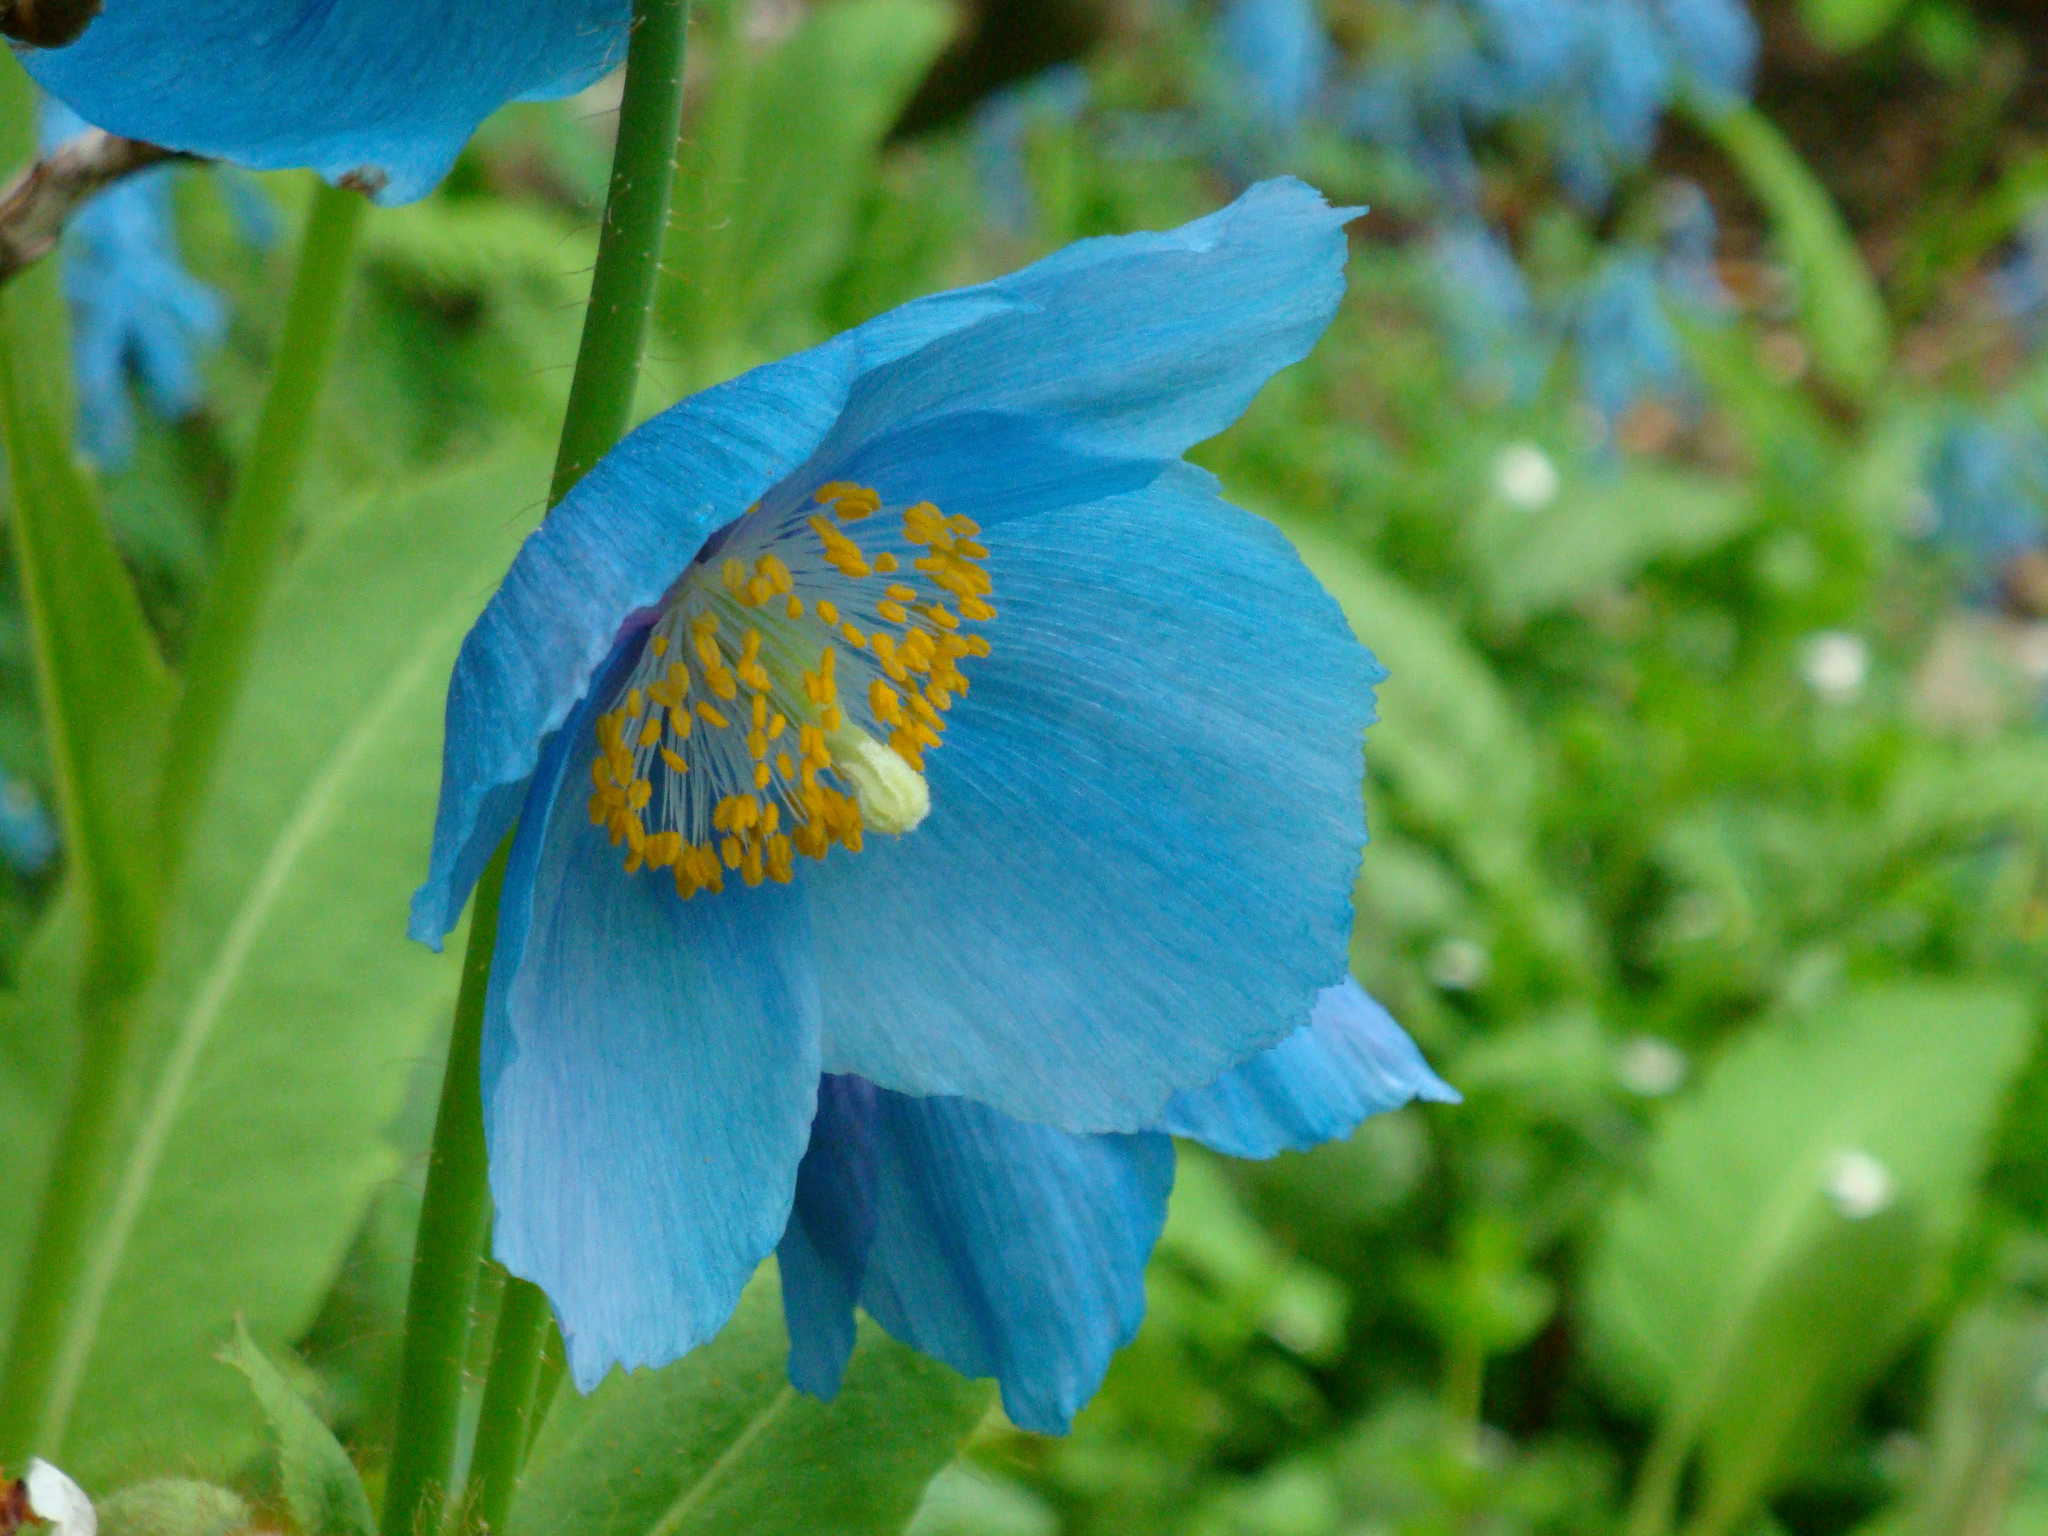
{"left": 1431, "top": 221, "right": 1555, "bottom": 399}
{"left": 972, "top": 65, "right": 1091, "bottom": 234}
{"left": 0, "top": 772, "right": 58, "bottom": 878}
{"left": 41, "top": 101, "right": 225, "bottom": 467}
{"left": 1573, "top": 251, "right": 1693, "bottom": 421}
{"left": 411, "top": 178, "right": 1453, "bottom": 1424}
{"left": 22, "top": 0, "right": 631, "bottom": 203}
{"left": 1219, "top": 0, "right": 1336, "bottom": 138}
{"left": 1922, "top": 415, "right": 2048, "bottom": 591}
{"left": 1349, "top": 0, "right": 1758, "bottom": 207}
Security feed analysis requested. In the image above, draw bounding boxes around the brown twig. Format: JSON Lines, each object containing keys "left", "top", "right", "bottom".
{"left": 1, "top": 0, "right": 102, "bottom": 47}
{"left": 0, "top": 1472, "right": 29, "bottom": 1536}
{"left": 0, "top": 129, "right": 195, "bottom": 288}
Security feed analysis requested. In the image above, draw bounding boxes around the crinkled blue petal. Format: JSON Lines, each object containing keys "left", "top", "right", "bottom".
{"left": 807, "top": 463, "right": 1379, "bottom": 1132}
{"left": 853, "top": 1089, "right": 1173, "bottom": 1434}
{"left": 413, "top": 180, "right": 1352, "bottom": 944}
{"left": 807, "top": 177, "right": 1354, "bottom": 477}
{"left": 1161, "top": 978, "right": 1458, "bottom": 1158}
{"left": 23, "top": 0, "right": 633, "bottom": 204}
{"left": 483, "top": 658, "right": 823, "bottom": 1390}
{"left": 777, "top": 1075, "right": 882, "bottom": 1399}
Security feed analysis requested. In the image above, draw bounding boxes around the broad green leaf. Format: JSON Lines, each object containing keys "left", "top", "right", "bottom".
{"left": 0, "top": 56, "right": 172, "bottom": 984}
{"left": 1278, "top": 519, "right": 1591, "bottom": 978}
{"left": 9, "top": 451, "right": 546, "bottom": 1480}
{"left": 665, "top": 0, "right": 955, "bottom": 380}
{"left": 1473, "top": 467, "right": 1754, "bottom": 622}
{"left": 97, "top": 1478, "right": 253, "bottom": 1536}
{"left": 513, "top": 1271, "right": 992, "bottom": 1536}
{"left": 1586, "top": 985, "right": 2031, "bottom": 1526}
{"left": 223, "top": 1324, "right": 375, "bottom": 1536}
{"left": 1687, "top": 98, "right": 1889, "bottom": 400}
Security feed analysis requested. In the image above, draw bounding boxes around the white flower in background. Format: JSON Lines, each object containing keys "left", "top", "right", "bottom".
{"left": 1427, "top": 937, "right": 1490, "bottom": 991}
{"left": 1823, "top": 1148, "right": 1895, "bottom": 1220}
{"left": 1801, "top": 631, "right": 1868, "bottom": 703}
{"left": 1494, "top": 441, "right": 1561, "bottom": 510}
{"left": 22, "top": 1461, "right": 96, "bottom": 1536}
{"left": 1615, "top": 1036, "right": 1688, "bottom": 1097}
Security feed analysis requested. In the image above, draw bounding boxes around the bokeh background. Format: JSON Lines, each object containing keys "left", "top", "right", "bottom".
{"left": 8, "top": 0, "right": 2048, "bottom": 1531}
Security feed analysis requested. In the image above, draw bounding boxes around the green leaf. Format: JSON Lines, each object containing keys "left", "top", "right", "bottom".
{"left": 1686, "top": 98, "right": 1889, "bottom": 400}
{"left": 512, "top": 1272, "right": 992, "bottom": 1536}
{"left": 223, "top": 1323, "right": 375, "bottom": 1536}
{"left": 0, "top": 451, "right": 547, "bottom": 1480}
{"left": 1588, "top": 984, "right": 2032, "bottom": 1530}
{"left": 0, "top": 57, "right": 172, "bottom": 988}
{"left": 97, "top": 1478, "right": 253, "bottom": 1536}
{"left": 1473, "top": 467, "right": 1755, "bottom": 622}
{"left": 665, "top": 0, "right": 956, "bottom": 378}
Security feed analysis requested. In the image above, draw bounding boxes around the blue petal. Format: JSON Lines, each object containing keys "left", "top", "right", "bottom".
{"left": 805, "top": 178, "right": 1356, "bottom": 478}
{"left": 1160, "top": 978, "right": 1458, "bottom": 1158}
{"left": 483, "top": 666, "right": 823, "bottom": 1390}
{"left": 414, "top": 180, "right": 1354, "bottom": 944}
{"left": 410, "top": 299, "right": 1015, "bottom": 946}
{"left": 24, "top": 1, "right": 632, "bottom": 204}
{"left": 855, "top": 1090, "right": 1174, "bottom": 1435}
{"left": 777, "top": 1075, "right": 882, "bottom": 1399}
{"left": 808, "top": 463, "right": 1380, "bottom": 1132}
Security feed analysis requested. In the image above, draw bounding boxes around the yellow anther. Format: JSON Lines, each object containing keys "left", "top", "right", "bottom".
{"left": 785, "top": 595, "right": 805, "bottom": 620}
{"left": 722, "top": 836, "right": 742, "bottom": 869}
{"left": 924, "top": 605, "right": 960, "bottom": 631}
{"left": 869, "top": 680, "right": 902, "bottom": 724}
{"left": 841, "top": 622, "right": 868, "bottom": 647}
{"left": 817, "top": 599, "right": 841, "bottom": 625}
{"left": 874, "top": 552, "right": 900, "bottom": 574}
{"left": 822, "top": 704, "right": 845, "bottom": 732}
{"left": 627, "top": 779, "right": 652, "bottom": 811}
{"left": 768, "top": 712, "right": 787, "bottom": 739}
{"left": 777, "top": 751, "right": 795, "bottom": 779}
{"left": 694, "top": 632, "right": 721, "bottom": 669}
{"left": 751, "top": 694, "right": 768, "bottom": 729}
{"left": 707, "top": 666, "right": 738, "bottom": 701}
{"left": 754, "top": 762, "right": 772, "bottom": 789}
{"left": 745, "top": 576, "right": 774, "bottom": 606}
{"left": 651, "top": 634, "right": 670, "bottom": 657}
{"left": 660, "top": 747, "right": 689, "bottom": 774}
{"left": 627, "top": 688, "right": 644, "bottom": 716}
{"left": 957, "top": 539, "right": 989, "bottom": 559}
{"left": 696, "top": 701, "right": 729, "bottom": 729}
{"left": 965, "top": 634, "right": 991, "bottom": 657}
{"left": 638, "top": 719, "right": 662, "bottom": 748}
{"left": 885, "top": 583, "right": 917, "bottom": 602}
{"left": 876, "top": 600, "right": 909, "bottom": 625}
{"left": 669, "top": 706, "right": 691, "bottom": 740}
{"left": 949, "top": 514, "right": 980, "bottom": 536}
{"left": 747, "top": 729, "right": 768, "bottom": 760}
{"left": 814, "top": 481, "right": 862, "bottom": 503}
{"left": 961, "top": 597, "right": 996, "bottom": 622}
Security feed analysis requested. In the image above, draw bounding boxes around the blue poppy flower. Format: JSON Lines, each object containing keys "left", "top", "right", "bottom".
{"left": 779, "top": 978, "right": 1455, "bottom": 1432}
{"left": 42, "top": 101, "right": 225, "bottom": 465}
{"left": 410, "top": 178, "right": 1446, "bottom": 1401}
{"left": 971, "top": 65, "right": 1091, "bottom": 235}
{"left": 0, "top": 770, "right": 59, "bottom": 877}
{"left": 20, "top": 0, "right": 630, "bottom": 203}
{"left": 1923, "top": 415, "right": 2048, "bottom": 593}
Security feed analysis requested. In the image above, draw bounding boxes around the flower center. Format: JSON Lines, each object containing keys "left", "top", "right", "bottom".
{"left": 586, "top": 482, "right": 994, "bottom": 897}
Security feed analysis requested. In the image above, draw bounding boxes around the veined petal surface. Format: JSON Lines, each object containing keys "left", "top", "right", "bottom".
{"left": 808, "top": 464, "right": 1380, "bottom": 1131}
{"left": 779, "top": 1081, "right": 1173, "bottom": 1435}
{"left": 24, "top": 0, "right": 631, "bottom": 204}
{"left": 1162, "top": 978, "right": 1460, "bottom": 1158}
{"left": 485, "top": 671, "right": 822, "bottom": 1390}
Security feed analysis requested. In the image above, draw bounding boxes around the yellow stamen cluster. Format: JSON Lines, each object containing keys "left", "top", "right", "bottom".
{"left": 585, "top": 480, "right": 994, "bottom": 898}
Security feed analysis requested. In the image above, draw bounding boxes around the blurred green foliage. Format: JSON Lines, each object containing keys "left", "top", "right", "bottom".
{"left": 9, "top": 2, "right": 2048, "bottom": 1535}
